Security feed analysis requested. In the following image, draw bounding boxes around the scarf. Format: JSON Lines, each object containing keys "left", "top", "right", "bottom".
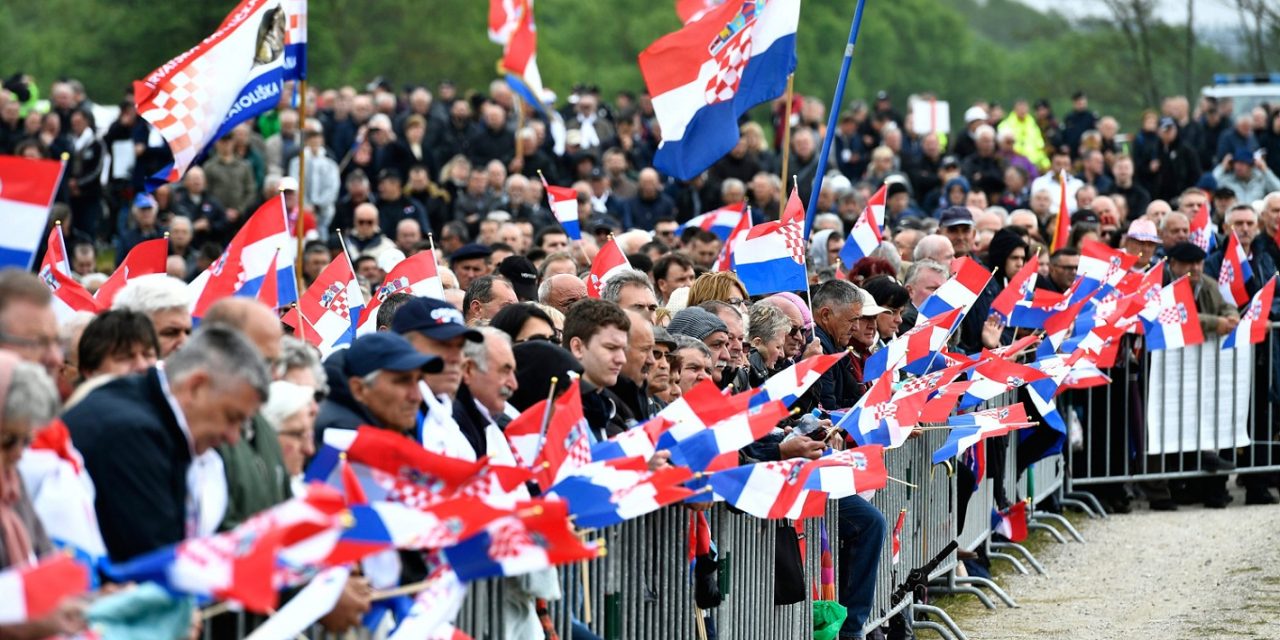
{"left": 576, "top": 113, "right": 600, "bottom": 149}
{"left": 0, "top": 351, "right": 33, "bottom": 568}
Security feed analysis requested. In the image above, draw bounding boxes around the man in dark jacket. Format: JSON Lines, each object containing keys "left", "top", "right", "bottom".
{"left": 315, "top": 332, "right": 443, "bottom": 441}
{"left": 609, "top": 310, "right": 655, "bottom": 424}
{"left": 1140, "top": 117, "right": 1203, "bottom": 202}
{"left": 811, "top": 279, "right": 864, "bottom": 409}
{"left": 65, "top": 325, "right": 270, "bottom": 562}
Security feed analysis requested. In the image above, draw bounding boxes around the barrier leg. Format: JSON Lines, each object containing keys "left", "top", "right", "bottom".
{"left": 985, "top": 539, "right": 1029, "bottom": 575}
{"left": 989, "top": 541, "right": 1047, "bottom": 575}
{"left": 911, "top": 603, "right": 968, "bottom": 640}
{"left": 949, "top": 571, "right": 1018, "bottom": 609}
{"left": 1063, "top": 490, "right": 1108, "bottom": 519}
{"left": 927, "top": 582, "right": 995, "bottom": 610}
{"left": 1027, "top": 521, "right": 1068, "bottom": 544}
{"left": 1032, "top": 511, "right": 1085, "bottom": 543}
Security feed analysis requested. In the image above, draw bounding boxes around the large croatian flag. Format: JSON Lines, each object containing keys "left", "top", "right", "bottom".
{"left": 639, "top": 0, "right": 799, "bottom": 180}
{"left": 0, "top": 156, "right": 64, "bottom": 271}
{"left": 188, "top": 196, "right": 299, "bottom": 317}
{"left": 733, "top": 220, "right": 808, "bottom": 296}
{"left": 134, "top": 0, "right": 308, "bottom": 183}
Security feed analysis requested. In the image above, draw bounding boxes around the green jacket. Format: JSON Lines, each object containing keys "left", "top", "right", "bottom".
{"left": 216, "top": 414, "right": 291, "bottom": 531}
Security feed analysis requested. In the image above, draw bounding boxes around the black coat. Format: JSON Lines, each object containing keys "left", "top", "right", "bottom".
{"left": 65, "top": 369, "right": 191, "bottom": 563}
{"left": 815, "top": 325, "right": 860, "bottom": 410}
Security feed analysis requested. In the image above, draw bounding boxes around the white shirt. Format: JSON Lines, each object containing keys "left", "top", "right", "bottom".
{"left": 156, "top": 365, "right": 228, "bottom": 537}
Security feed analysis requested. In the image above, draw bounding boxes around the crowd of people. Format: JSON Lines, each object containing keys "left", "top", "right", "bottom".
{"left": 1, "top": 71, "right": 1280, "bottom": 640}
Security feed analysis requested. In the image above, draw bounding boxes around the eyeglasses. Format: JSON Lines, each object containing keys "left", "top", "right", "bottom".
{"left": 277, "top": 429, "right": 313, "bottom": 441}
{"left": 0, "top": 331, "right": 57, "bottom": 351}
{"left": 725, "top": 297, "right": 746, "bottom": 308}
{"left": 519, "top": 330, "right": 563, "bottom": 344}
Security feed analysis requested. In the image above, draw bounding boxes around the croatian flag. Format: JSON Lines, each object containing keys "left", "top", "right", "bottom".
{"left": 780, "top": 183, "right": 805, "bottom": 226}
{"left": 1010, "top": 283, "right": 1077, "bottom": 331}
{"left": 733, "top": 220, "right": 808, "bottom": 296}
{"left": 1217, "top": 231, "right": 1254, "bottom": 307}
{"left": 496, "top": 0, "right": 545, "bottom": 108}
{"left": 96, "top": 238, "right": 168, "bottom": 308}
{"left": 1025, "top": 352, "right": 1082, "bottom": 434}
{"left": 1224, "top": 275, "right": 1276, "bottom": 349}
{"left": 949, "top": 403, "right": 1033, "bottom": 437}
{"left": 43, "top": 224, "right": 70, "bottom": 276}
{"left": 864, "top": 307, "right": 962, "bottom": 381}
{"left": 549, "top": 456, "right": 695, "bottom": 528}
{"left": 135, "top": 0, "right": 304, "bottom": 182}
{"left": 990, "top": 253, "right": 1038, "bottom": 319}
{"left": 38, "top": 258, "right": 99, "bottom": 322}
{"left": 0, "top": 156, "right": 64, "bottom": 270}
{"left": 714, "top": 208, "right": 752, "bottom": 271}
{"left": 444, "top": 500, "right": 600, "bottom": 581}
{"left": 357, "top": 249, "right": 445, "bottom": 335}
{"left": 504, "top": 379, "right": 592, "bottom": 491}
{"left": 1074, "top": 239, "right": 1137, "bottom": 301}
{"left": 1138, "top": 275, "right": 1204, "bottom": 350}
{"left": 930, "top": 424, "right": 982, "bottom": 465}
{"left": 917, "top": 257, "right": 991, "bottom": 320}
{"left": 0, "top": 555, "right": 90, "bottom": 625}
{"left": 306, "top": 427, "right": 487, "bottom": 499}
{"left": 586, "top": 236, "right": 632, "bottom": 298}
{"left": 956, "top": 352, "right": 1048, "bottom": 409}
{"left": 672, "top": 399, "right": 789, "bottom": 471}
{"left": 282, "top": 252, "right": 364, "bottom": 357}
{"left": 837, "top": 199, "right": 882, "bottom": 269}
{"left": 542, "top": 176, "right": 581, "bottom": 241}
{"left": 750, "top": 352, "right": 848, "bottom": 408}
{"left": 992, "top": 502, "right": 1028, "bottom": 543}
{"left": 1188, "top": 198, "right": 1216, "bottom": 254}
{"left": 655, "top": 378, "right": 754, "bottom": 447}
{"left": 679, "top": 203, "right": 746, "bottom": 242}
{"left": 189, "top": 196, "right": 298, "bottom": 317}
{"left": 1050, "top": 172, "right": 1070, "bottom": 252}
{"left": 839, "top": 370, "right": 924, "bottom": 448}
{"left": 385, "top": 566, "right": 468, "bottom": 640}
{"left": 590, "top": 417, "right": 670, "bottom": 462}
{"left": 708, "top": 457, "right": 842, "bottom": 519}
{"left": 676, "top": 0, "right": 725, "bottom": 23}
{"left": 802, "top": 445, "right": 888, "bottom": 500}
{"left": 639, "top": 0, "right": 799, "bottom": 180}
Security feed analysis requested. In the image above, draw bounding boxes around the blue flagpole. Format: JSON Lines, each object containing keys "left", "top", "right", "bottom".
{"left": 803, "top": 0, "right": 869, "bottom": 239}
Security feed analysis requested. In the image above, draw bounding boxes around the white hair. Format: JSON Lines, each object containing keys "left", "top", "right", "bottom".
{"left": 4, "top": 360, "right": 59, "bottom": 426}
{"left": 813, "top": 213, "right": 845, "bottom": 237}
{"left": 112, "top": 274, "right": 192, "bottom": 314}
{"left": 261, "top": 380, "right": 314, "bottom": 432}
{"left": 463, "top": 326, "right": 510, "bottom": 372}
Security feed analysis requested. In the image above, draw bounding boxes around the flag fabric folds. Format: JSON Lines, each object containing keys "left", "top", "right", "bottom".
{"left": 282, "top": 252, "right": 364, "bottom": 357}
{"left": 0, "top": 555, "right": 91, "bottom": 624}
{"left": 714, "top": 208, "right": 752, "bottom": 272}
{"left": 864, "top": 308, "right": 962, "bottom": 381}
{"left": 503, "top": 379, "right": 593, "bottom": 491}
{"left": 96, "top": 238, "right": 169, "bottom": 308}
{"left": 357, "top": 249, "right": 445, "bottom": 335}
{"left": 639, "top": 0, "right": 800, "bottom": 180}
{"left": 733, "top": 220, "right": 808, "bottom": 296}
{"left": 189, "top": 196, "right": 298, "bottom": 317}
{"left": 0, "top": 155, "right": 65, "bottom": 270}
{"left": 917, "top": 257, "right": 991, "bottom": 320}
{"left": 1138, "top": 276, "right": 1204, "bottom": 350}
{"left": 1217, "top": 231, "right": 1254, "bottom": 307}
{"left": 678, "top": 203, "right": 746, "bottom": 242}
{"left": 541, "top": 177, "right": 582, "bottom": 241}
{"left": 444, "top": 500, "right": 600, "bottom": 582}
{"left": 549, "top": 456, "right": 696, "bottom": 528}
{"left": 1224, "top": 275, "right": 1276, "bottom": 349}
{"left": 837, "top": 199, "right": 882, "bottom": 269}
{"left": 38, "top": 252, "right": 99, "bottom": 322}
{"left": 586, "top": 236, "right": 632, "bottom": 298}
{"left": 1188, "top": 198, "right": 1216, "bottom": 254}
{"left": 1050, "top": 173, "right": 1070, "bottom": 253}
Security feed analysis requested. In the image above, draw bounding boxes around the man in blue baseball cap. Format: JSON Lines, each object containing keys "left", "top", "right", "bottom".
{"left": 117, "top": 192, "right": 167, "bottom": 263}
{"left": 391, "top": 296, "right": 490, "bottom": 458}
{"left": 315, "top": 332, "right": 442, "bottom": 438}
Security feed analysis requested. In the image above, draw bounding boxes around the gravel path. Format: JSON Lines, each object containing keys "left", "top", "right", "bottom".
{"left": 943, "top": 485, "right": 1280, "bottom": 639}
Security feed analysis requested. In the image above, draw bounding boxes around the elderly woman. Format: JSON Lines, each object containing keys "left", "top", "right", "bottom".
{"left": 746, "top": 302, "right": 791, "bottom": 387}
{"left": 262, "top": 380, "right": 318, "bottom": 496}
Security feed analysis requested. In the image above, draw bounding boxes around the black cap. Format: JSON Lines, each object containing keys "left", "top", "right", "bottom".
{"left": 886, "top": 181, "right": 909, "bottom": 199}
{"left": 377, "top": 167, "right": 403, "bottom": 183}
{"left": 343, "top": 333, "right": 443, "bottom": 377}
{"left": 938, "top": 206, "right": 974, "bottom": 228}
{"left": 1070, "top": 209, "right": 1100, "bottom": 226}
{"left": 588, "top": 166, "right": 606, "bottom": 180}
{"left": 510, "top": 341, "right": 583, "bottom": 412}
{"left": 497, "top": 255, "right": 538, "bottom": 301}
{"left": 391, "top": 297, "right": 484, "bottom": 342}
{"left": 1071, "top": 90, "right": 1086, "bottom": 100}
{"left": 448, "top": 243, "right": 493, "bottom": 265}
{"left": 1166, "top": 241, "right": 1206, "bottom": 263}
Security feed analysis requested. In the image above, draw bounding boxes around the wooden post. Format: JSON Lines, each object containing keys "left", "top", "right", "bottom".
{"left": 294, "top": 79, "right": 308, "bottom": 296}
{"left": 778, "top": 74, "right": 795, "bottom": 190}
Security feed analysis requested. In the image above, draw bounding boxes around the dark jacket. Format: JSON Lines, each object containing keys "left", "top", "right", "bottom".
{"left": 449, "top": 384, "right": 490, "bottom": 459}
{"left": 581, "top": 382, "right": 631, "bottom": 442}
{"left": 1206, "top": 239, "right": 1280, "bottom": 315}
{"left": 216, "top": 414, "right": 290, "bottom": 531}
{"left": 315, "top": 350, "right": 380, "bottom": 445}
{"left": 609, "top": 375, "right": 651, "bottom": 424}
{"left": 815, "top": 324, "right": 859, "bottom": 410}
{"left": 65, "top": 369, "right": 191, "bottom": 562}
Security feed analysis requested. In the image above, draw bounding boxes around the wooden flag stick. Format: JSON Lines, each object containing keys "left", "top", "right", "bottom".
{"left": 778, "top": 74, "right": 796, "bottom": 189}
{"left": 886, "top": 475, "right": 918, "bottom": 489}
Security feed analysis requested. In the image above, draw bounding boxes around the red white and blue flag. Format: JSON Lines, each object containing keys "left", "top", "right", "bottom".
{"left": 917, "top": 257, "right": 992, "bottom": 320}
{"left": 1188, "top": 197, "right": 1217, "bottom": 254}
{"left": 134, "top": 0, "right": 308, "bottom": 183}
{"left": 864, "top": 308, "right": 962, "bottom": 381}
{"left": 802, "top": 445, "right": 888, "bottom": 500}
{"left": 541, "top": 176, "right": 581, "bottom": 241}
{"left": 714, "top": 206, "right": 752, "bottom": 271}
{"left": 549, "top": 456, "right": 695, "bottom": 528}
{"left": 357, "top": 249, "right": 445, "bottom": 335}
{"left": 444, "top": 500, "right": 599, "bottom": 582}
{"left": 733, "top": 220, "right": 808, "bottom": 296}
{"left": 992, "top": 501, "right": 1028, "bottom": 542}
{"left": 590, "top": 416, "right": 671, "bottom": 462}
{"left": 1217, "top": 231, "right": 1254, "bottom": 307}
{"left": 0, "top": 555, "right": 90, "bottom": 625}
{"left": 750, "top": 352, "right": 848, "bottom": 408}
{"left": 189, "top": 196, "right": 298, "bottom": 317}
{"left": 838, "top": 198, "right": 883, "bottom": 269}
{"left": 282, "top": 251, "right": 363, "bottom": 357}
{"left": 678, "top": 203, "right": 746, "bottom": 242}
{"left": 839, "top": 370, "right": 924, "bottom": 448}
{"left": 586, "top": 236, "right": 632, "bottom": 298}
{"left": 671, "top": 399, "right": 789, "bottom": 471}
{"left": 655, "top": 378, "right": 754, "bottom": 447}
{"left": 495, "top": 0, "right": 545, "bottom": 108}
{"left": 990, "top": 253, "right": 1039, "bottom": 320}
{"left": 0, "top": 156, "right": 64, "bottom": 270}
{"left": 639, "top": 0, "right": 800, "bottom": 180}
{"left": 957, "top": 351, "right": 1048, "bottom": 409}
{"left": 18, "top": 419, "right": 107, "bottom": 569}
{"left": 1074, "top": 239, "right": 1137, "bottom": 301}
{"left": 1138, "top": 275, "right": 1204, "bottom": 350}
{"left": 708, "top": 456, "right": 844, "bottom": 519}
{"left": 504, "top": 379, "right": 593, "bottom": 491}
{"left": 304, "top": 427, "right": 488, "bottom": 502}
{"left": 1224, "top": 275, "right": 1276, "bottom": 349}
{"left": 43, "top": 223, "right": 70, "bottom": 277}
{"left": 38, "top": 231, "right": 99, "bottom": 322}
{"left": 96, "top": 238, "right": 169, "bottom": 308}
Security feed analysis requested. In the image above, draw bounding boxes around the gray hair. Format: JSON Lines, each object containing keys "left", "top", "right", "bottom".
{"left": 813, "top": 213, "right": 845, "bottom": 237}
{"left": 870, "top": 240, "right": 902, "bottom": 276}
{"left": 537, "top": 277, "right": 554, "bottom": 304}
{"left": 276, "top": 336, "right": 328, "bottom": 394}
{"left": 463, "top": 326, "right": 510, "bottom": 372}
{"left": 912, "top": 235, "right": 953, "bottom": 263}
{"left": 747, "top": 301, "right": 789, "bottom": 345}
{"left": 112, "top": 274, "right": 192, "bottom": 314}
{"left": 720, "top": 178, "right": 746, "bottom": 198}
{"left": 672, "top": 334, "right": 713, "bottom": 360}
{"left": 4, "top": 360, "right": 59, "bottom": 427}
{"left": 601, "top": 269, "right": 654, "bottom": 304}
{"left": 904, "top": 259, "right": 950, "bottom": 286}
{"left": 811, "top": 279, "right": 862, "bottom": 313}
{"left": 463, "top": 275, "right": 511, "bottom": 313}
{"left": 165, "top": 325, "right": 270, "bottom": 402}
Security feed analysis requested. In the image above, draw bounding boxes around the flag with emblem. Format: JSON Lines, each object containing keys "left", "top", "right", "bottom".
{"left": 0, "top": 156, "right": 65, "bottom": 271}
{"left": 1224, "top": 275, "right": 1276, "bottom": 349}
{"left": 444, "top": 499, "right": 600, "bottom": 582}
{"left": 42, "top": 223, "right": 70, "bottom": 277}
{"left": 549, "top": 456, "right": 696, "bottom": 528}
{"left": 733, "top": 219, "right": 807, "bottom": 296}
{"left": 1217, "top": 230, "right": 1254, "bottom": 307}
{"left": 708, "top": 456, "right": 844, "bottom": 519}
{"left": 750, "top": 352, "right": 848, "bottom": 408}
{"left": 503, "top": 379, "right": 592, "bottom": 491}
{"left": 671, "top": 399, "right": 790, "bottom": 471}
{"left": 838, "top": 196, "right": 883, "bottom": 269}
{"left": 96, "top": 238, "right": 169, "bottom": 308}
{"left": 956, "top": 352, "right": 1049, "bottom": 409}
{"left": 134, "top": 0, "right": 305, "bottom": 183}
{"left": 1138, "top": 275, "right": 1204, "bottom": 350}
{"left": 917, "top": 257, "right": 991, "bottom": 320}
{"left": 714, "top": 207, "right": 752, "bottom": 271}
{"left": 586, "top": 236, "right": 631, "bottom": 298}
{"left": 639, "top": 0, "right": 800, "bottom": 180}
{"left": 1188, "top": 197, "right": 1216, "bottom": 254}
{"left": 655, "top": 378, "right": 755, "bottom": 447}
{"left": 838, "top": 370, "right": 923, "bottom": 448}
{"left": 189, "top": 196, "right": 298, "bottom": 317}
{"left": 282, "top": 251, "right": 363, "bottom": 357}
{"left": 37, "top": 236, "right": 99, "bottom": 322}
{"left": 990, "top": 253, "right": 1039, "bottom": 319}
{"left": 802, "top": 445, "right": 888, "bottom": 500}
{"left": 1074, "top": 239, "right": 1138, "bottom": 301}
{"left": 864, "top": 308, "right": 962, "bottom": 381}
{"left": 356, "top": 249, "right": 444, "bottom": 335}
{"left": 304, "top": 427, "right": 488, "bottom": 502}
{"left": 495, "top": 0, "right": 544, "bottom": 108}
{"left": 678, "top": 202, "right": 746, "bottom": 242}
{"left": 541, "top": 176, "right": 581, "bottom": 241}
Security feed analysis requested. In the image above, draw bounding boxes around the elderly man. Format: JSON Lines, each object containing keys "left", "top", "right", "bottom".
{"left": 348, "top": 202, "right": 397, "bottom": 260}
{"left": 610, "top": 310, "right": 657, "bottom": 422}
{"left": 449, "top": 243, "right": 492, "bottom": 291}
{"left": 938, "top": 206, "right": 977, "bottom": 258}
{"left": 538, "top": 273, "right": 588, "bottom": 315}
{"left": 900, "top": 259, "right": 949, "bottom": 333}
{"left": 701, "top": 300, "right": 748, "bottom": 389}
{"left": 602, "top": 269, "right": 659, "bottom": 324}
{"left": 811, "top": 280, "right": 864, "bottom": 409}
{"left": 623, "top": 168, "right": 677, "bottom": 230}
{"left": 316, "top": 332, "right": 442, "bottom": 438}
{"left": 667, "top": 307, "right": 733, "bottom": 386}
{"left": 66, "top": 326, "right": 270, "bottom": 562}
{"left": 912, "top": 234, "right": 955, "bottom": 265}
{"left": 0, "top": 269, "right": 62, "bottom": 377}
{"left": 1257, "top": 192, "right": 1280, "bottom": 268}
{"left": 394, "top": 218, "right": 423, "bottom": 255}
{"left": 462, "top": 326, "right": 519, "bottom": 428}
{"left": 463, "top": 275, "right": 519, "bottom": 325}
{"left": 112, "top": 274, "right": 193, "bottom": 357}
{"left": 1205, "top": 204, "right": 1279, "bottom": 308}
{"left": 1158, "top": 211, "right": 1191, "bottom": 254}
{"left": 1008, "top": 209, "right": 1041, "bottom": 240}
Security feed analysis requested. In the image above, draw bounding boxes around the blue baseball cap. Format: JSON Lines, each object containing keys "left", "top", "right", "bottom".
{"left": 343, "top": 332, "right": 443, "bottom": 377}
{"left": 133, "top": 193, "right": 158, "bottom": 209}
{"left": 391, "top": 297, "right": 483, "bottom": 342}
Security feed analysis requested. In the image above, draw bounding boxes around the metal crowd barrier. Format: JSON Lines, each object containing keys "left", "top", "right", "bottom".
{"left": 1066, "top": 328, "right": 1280, "bottom": 490}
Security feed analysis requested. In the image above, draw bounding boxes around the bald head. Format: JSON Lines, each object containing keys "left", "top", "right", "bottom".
{"left": 540, "top": 273, "right": 588, "bottom": 315}
{"left": 203, "top": 298, "right": 284, "bottom": 365}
